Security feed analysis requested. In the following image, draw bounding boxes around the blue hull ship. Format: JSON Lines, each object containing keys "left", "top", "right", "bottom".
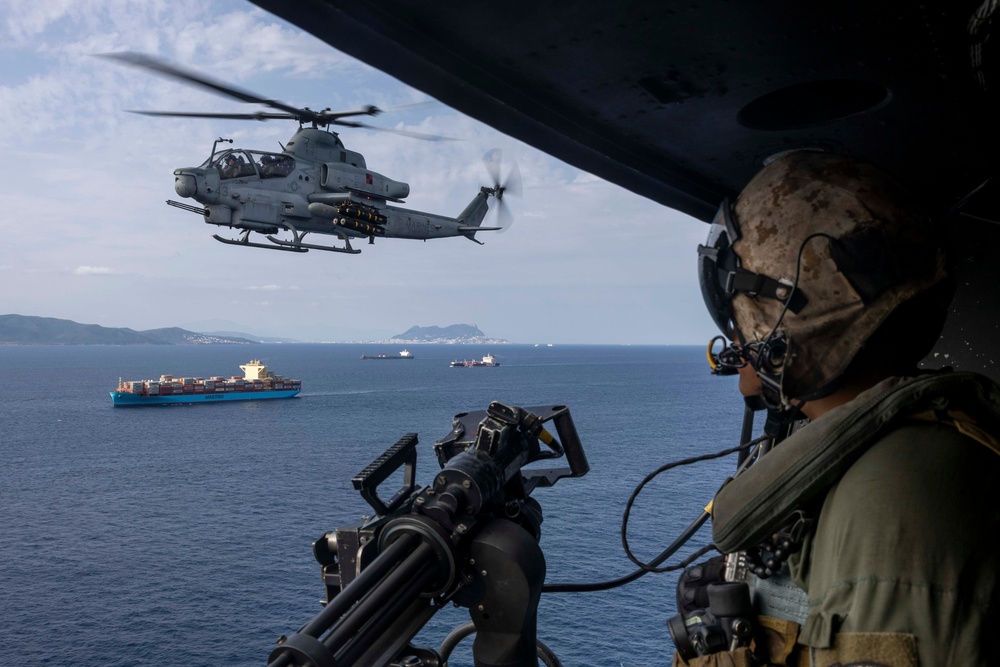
{"left": 111, "top": 360, "right": 301, "bottom": 407}
{"left": 110, "top": 388, "right": 299, "bottom": 406}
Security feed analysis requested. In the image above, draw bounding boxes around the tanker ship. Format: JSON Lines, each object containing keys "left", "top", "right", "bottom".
{"left": 110, "top": 360, "right": 301, "bottom": 406}
{"left": 361, "top": 349, "right": 414, "bottom": 360}
{"left": 449, "top": 353, "right": 500, "bottom": 368}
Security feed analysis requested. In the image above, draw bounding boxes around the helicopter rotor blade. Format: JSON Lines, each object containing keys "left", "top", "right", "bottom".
{"left": 481, "top": 149, "right": 521, "bottom": 233}
{"left": 349, "top": 122, "right": 457, "bottom": 142}
{"left": 98, "top": 52, "right": 306, "bottom": 117}
{"left": 495, "top": 197, "right": 514, "bottom": 232}
{"left": 483, "top": 148, "right": 503, "bottom": 189}
{"left": 503, "top": 161, "right": 523, "bottom": 199}
{"left": 127, "top": 110, "right": 299, "bottom": 121}
{"left": 99, "top": 52, "right": 383, "bottom": 128}
{"left": 315, "top": 105, "right": 383, "bottom": 123}
{"left": 379, "top": 100, "right": 442, "bottom": 114}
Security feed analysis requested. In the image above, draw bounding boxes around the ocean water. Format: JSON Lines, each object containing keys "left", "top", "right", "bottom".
{"left": 1, "top": 344, "right": 746, "bottom": 666}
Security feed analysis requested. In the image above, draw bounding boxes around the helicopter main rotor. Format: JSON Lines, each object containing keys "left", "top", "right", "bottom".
{"left": 99, "top": 52, "right": 450, "bottom": 140}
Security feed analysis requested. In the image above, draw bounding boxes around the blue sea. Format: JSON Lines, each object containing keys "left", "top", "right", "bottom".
{"left": 2, "top": 344, "right": 746, "bottom": 666}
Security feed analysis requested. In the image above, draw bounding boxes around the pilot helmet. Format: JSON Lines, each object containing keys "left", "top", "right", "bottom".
{"left": 698, "top": 150, "right": 949, "bottom": 404}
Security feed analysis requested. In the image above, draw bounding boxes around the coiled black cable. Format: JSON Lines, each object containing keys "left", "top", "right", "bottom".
{"left": 542, "top": 435, "right": 769, "bottom": 593}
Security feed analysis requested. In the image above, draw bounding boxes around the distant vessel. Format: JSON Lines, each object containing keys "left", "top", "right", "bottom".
{"left": 361, "top": 349, "right": 414, "bottom": 360}
{"left": 450, "top": 353, "right": 500, "bottom": 368}
{"left": 110, "top": 360, "right": 301, "bottom": 406}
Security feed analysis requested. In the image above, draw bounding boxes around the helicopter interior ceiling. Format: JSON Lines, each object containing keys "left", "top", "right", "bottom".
{"left": 249, "top": 0, "right": 1000, "bottom": 379}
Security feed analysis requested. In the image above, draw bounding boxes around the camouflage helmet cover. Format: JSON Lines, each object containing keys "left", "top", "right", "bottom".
{"left": 730, "top": 151, "right": 948, "bottom": 401}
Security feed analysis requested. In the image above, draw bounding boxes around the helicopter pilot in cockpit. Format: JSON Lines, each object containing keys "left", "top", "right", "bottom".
{"left": 219, "top": 153, "right": 256, "bottom": 180}
{"left": 220, "top": 154, "right": 242, "bottom": 179}
{"left": 258, "top": 153, "right": 293, "bottom": 178}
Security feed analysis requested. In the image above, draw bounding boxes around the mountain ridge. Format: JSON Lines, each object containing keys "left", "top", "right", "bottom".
{"left": 0, "top": 315, "right": 508, "bottom": 345}
{"left": 0, "top": 315, "right": 257, "bottom": 345}
{"left": 386, "top": 324, "right": 509, "bottom": 344}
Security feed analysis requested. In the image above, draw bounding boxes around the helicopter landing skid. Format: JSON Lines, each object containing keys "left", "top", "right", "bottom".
{"left": 266, "top": 234, "right": 361, "bottom": 254}
{"left": 212, "top": 233, "right": 308, "bottom": 253}
{"left": 265, "top": 222, "right": 361, "bottom": 254}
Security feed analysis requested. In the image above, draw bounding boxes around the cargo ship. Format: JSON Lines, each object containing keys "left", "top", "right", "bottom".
{"left": 110, "top": 360, "right": 301, "bottom": 406}
{"left": 450, "top": 353, "right": 499, "bottom": 367}
{"left": 361, "top": 349, "right": 414, "bottom": 360}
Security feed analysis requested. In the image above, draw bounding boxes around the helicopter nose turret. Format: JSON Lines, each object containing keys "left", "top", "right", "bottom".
{"left": 174, "top": 171, "right": 197, "bottom": 198}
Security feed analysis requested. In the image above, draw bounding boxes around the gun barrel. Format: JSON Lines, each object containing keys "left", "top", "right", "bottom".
{"left": 333, "top": 543, "right": 440, "bottom": 665}
{"left": 303, "top": 532, "right": 420, "bottom": 638}
{"left": 321, "top": 541, "right": 437, "bottom": 651}
{"left": 268, "top": 533, "right": 442, "bottom": 667}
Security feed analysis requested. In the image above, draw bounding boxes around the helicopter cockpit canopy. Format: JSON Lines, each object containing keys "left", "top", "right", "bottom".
{"left": 255, "top": 152, "right": 295, "bottom": 178}
{"left": 206, "top": 150, "right": 295, "bottom": 180}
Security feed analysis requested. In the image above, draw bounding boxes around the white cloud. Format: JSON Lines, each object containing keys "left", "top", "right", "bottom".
{"left": 2, "top": 0, "right": 78, "bottom": 42}
{"left": 72, "top": 265, "right": 119, "bottom": 276}
{"left": 244, "top": 284, "right": 300, "bottom": 291}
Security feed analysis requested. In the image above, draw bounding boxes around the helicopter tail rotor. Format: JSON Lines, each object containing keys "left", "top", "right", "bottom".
{"left": 483, "top": 149, "right": 522, "bottom": 233}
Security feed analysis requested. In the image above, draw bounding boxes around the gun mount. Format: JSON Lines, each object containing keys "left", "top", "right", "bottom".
{"left": 268, "top": 402, "right": 589, "bottom": 667}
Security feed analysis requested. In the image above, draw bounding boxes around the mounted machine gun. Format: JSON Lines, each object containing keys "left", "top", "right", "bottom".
{"left": 268, "top": 402, "right": 589, "bottom": 667}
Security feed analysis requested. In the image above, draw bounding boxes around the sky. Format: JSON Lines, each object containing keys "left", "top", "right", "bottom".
{"left": 0, "top": 0, "right": 718, "bottom": 345}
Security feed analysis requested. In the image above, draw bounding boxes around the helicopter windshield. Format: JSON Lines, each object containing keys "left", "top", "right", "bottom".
{"left": 252, "top": 151, "right": 295, "bottom": 179}
{"left": 214, "top": 150, "right": 257, "bottom": 180}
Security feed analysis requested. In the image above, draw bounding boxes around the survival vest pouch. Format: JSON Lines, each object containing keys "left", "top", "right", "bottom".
{"left": 712, "top": 370, "right": 1000, "bottom": 555}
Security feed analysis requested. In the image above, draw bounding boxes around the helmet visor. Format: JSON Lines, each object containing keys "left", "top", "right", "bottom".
{"left": 697, "top": 199, "right": 741, "bottom": 337}
{"left": 697, "top": 198, "right": 808, "bottom": 338}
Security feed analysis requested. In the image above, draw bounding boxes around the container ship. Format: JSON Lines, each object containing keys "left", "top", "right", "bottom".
{"left": 110, "top": 360, "right": 301, "bottom": 406}
{"left": 361, "top": 349, "right": 414, "bottom": 360}
{"left": 449, "top": 353, "right": 500, "bottom": 368}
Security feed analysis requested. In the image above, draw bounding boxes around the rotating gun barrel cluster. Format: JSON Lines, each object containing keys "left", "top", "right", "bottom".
{"left": 268, "top": 402, "right": 589, "bottom": 667}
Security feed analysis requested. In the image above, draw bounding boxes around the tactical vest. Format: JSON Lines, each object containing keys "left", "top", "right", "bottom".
{"left": 695, "top": 371, "right": 1000, "bottom": 667}
{"left": 712, "top": 371, "right": 1000, "bottom": 554}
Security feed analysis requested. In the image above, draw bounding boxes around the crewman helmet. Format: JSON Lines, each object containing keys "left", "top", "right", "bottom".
{"left": 698, "top": 151, "right": 948, "bottom": 403}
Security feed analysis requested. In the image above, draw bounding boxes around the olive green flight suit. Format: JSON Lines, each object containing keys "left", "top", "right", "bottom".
{"left": 704, "top": 372, "right": 1000, "bottom": 667}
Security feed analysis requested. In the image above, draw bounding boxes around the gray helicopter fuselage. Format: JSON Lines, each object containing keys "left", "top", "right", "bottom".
{"left": 171, "top": 127, "right": 491, "bottom": 244}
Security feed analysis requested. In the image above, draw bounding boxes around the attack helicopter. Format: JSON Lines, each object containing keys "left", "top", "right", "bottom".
{"left": 101, "top": 53, "right": 521, "bottom": 254}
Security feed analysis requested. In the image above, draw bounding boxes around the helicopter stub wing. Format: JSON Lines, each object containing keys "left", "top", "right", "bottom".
{"left": 342, "top": 188, "right": 402, "bottom": 204}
